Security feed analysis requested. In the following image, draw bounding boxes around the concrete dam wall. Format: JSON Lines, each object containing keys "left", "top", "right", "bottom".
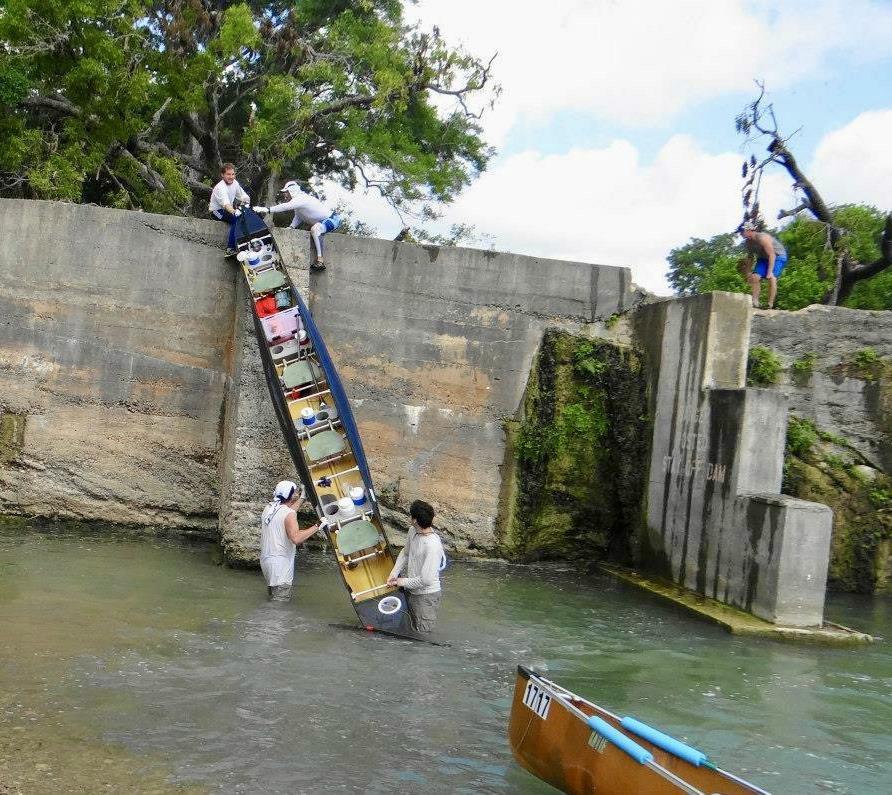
{"left": 0, "top": 200, "right": 640, "bottom": 555}
{"left": 0, "top": 200, "right": 238, "bottom": 532}
{"left": 1, "top": 200, "right": 843, "bottom": 626}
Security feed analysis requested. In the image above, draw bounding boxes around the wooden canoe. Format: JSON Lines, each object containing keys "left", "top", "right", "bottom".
{"left": 233, "top": 209, "right": 426, "bottom": 641}
{"left": 508, "top": 666, "right": 771, "bottom": 794}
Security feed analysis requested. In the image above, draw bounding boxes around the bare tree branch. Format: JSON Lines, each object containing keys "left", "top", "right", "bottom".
{"left": 777, "top": 203, "right": 809, "bottom": 220}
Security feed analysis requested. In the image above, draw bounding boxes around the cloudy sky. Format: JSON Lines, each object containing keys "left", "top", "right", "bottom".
{"left": 329, "top": 0, "right": 892, "bottom": 295}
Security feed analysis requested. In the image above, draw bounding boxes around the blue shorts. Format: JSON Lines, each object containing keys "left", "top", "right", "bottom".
{"left": 754, "top": 256, "right": 787, "bottom": 279}
{"left": 320, "top": 214, "right": 341, "bottom": 233}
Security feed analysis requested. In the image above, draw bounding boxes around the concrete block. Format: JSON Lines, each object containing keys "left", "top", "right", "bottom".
{"left": 633, "top": 291, "right": 835, "bottom": 627}
{"left": 739, "top": 493, "right": 832, "bottom": 627}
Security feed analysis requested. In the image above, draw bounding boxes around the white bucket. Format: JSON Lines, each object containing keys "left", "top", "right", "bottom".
{"left": 300, "top": 407, "right": 316, "bottom": 426}
{"left": 337, "top": 497, "right": 356, "bottom": 517}
{"left": 349, "top": 486, "right": 366, "bottom": 507}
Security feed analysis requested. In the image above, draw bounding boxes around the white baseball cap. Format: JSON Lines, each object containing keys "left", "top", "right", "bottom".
{"left": 273, "top": 480, "right": 302, "bottom": 502}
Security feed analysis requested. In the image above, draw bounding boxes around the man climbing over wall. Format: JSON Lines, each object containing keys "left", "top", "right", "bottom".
{"left": 260, "top": 480, "right": 323, "bottom": 601}
{"left": 738, "top": 222, "right": 788, "bottom": 309}
{"left": 208, "top": 163, "right": 251, "bottom": 257}
{"left": 252, "top": 182, "right": 341, "bottom": 271}
{"left": 386, "top": 500, "right": 444, "bottom": 632}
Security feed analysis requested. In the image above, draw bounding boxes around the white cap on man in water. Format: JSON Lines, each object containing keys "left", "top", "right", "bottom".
{"left": 273, "top": 480, "right": 302, "bottom": 502}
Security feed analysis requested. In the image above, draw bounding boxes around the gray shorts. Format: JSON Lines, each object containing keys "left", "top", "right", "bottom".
{"left": 268, "top": 583, "right": 293, "bottom": 601}
{"left": 407, "top": 591, "right": 441, "bottom": 632}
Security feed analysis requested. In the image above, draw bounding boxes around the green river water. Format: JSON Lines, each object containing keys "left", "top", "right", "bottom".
{"left": 0, "top": 522, "right": 890, "bottom": 794}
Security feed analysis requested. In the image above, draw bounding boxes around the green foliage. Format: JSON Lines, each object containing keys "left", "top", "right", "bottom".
{"left": 824, "top": 453, "right": 846, "bottom": 471}
{"left": 747, "top": 346, "right": 782, "bottom": 386}
{"left": 851, "top": 348, "right": 884, "bottom": 382}
{"left": 667, "top": 205, "right": 891, "bottom": 310}
{"left": 572, "top": 341, "right": 608, "bottom": 378}
{"left": 505, "top": 332, "right": 649, "bottom": 563}
{"left": 0, "top": 0, "right": 496, "bottom": 221}
{"left": 786, "top": 416, "right": 817, "bottom": 457}
{"left": 868, "top": 488, "right": 891, "bottom": 508}
{"left": 791, "top": 353, "right": 817, "bottom": 375}
{"left": 818, "top": 429, "right": 847, "bottom": 446}
{"left": 666, "top": 234, "right": 747, "bottom": 296}
{"left": 853, "top": 348, "right": 880, "bottom": 366}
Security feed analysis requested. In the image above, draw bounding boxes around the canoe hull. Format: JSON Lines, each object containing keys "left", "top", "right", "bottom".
{"left": 508, "top": 666, "right": 767, "bottom": 795}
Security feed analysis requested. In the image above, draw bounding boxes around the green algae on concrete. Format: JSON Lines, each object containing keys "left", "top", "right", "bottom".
{"left": 499, "top": 330, "right": 649, "bottom": 562}
{"left": 0, "top": 411, "right": 26, "bottom": 464}
{"left": 600, "top": 564, "right": 875, "bottom": 646}
{"left": 783, "top": 416, "right": 892, "bottom": 594}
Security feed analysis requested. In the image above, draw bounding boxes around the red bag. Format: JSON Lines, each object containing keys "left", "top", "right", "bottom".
{"left": 255, "top": 296, "right": 277, "bottom": 317}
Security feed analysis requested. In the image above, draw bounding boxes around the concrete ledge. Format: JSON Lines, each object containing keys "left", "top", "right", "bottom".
{"left": 600, "top": 564, "right": 875, "bottom": 646}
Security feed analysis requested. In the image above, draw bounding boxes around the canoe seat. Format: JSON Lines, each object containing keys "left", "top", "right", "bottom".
{"left": 282, "top": 360, "right": 321, "bottom": 389}
{"left": 337, "top": 520, "right": 380, "bottom": 557}
{"left": 250, "top": 269, "right": 286, "bottom": 295}
{"left": 306, "top": 430, "right": 346, "bottom": 462}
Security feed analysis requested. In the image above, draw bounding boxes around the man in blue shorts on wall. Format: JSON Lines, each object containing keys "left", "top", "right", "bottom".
{"left": 253, "top": 182, "right": 340, "bottom": 271}
{"left": 739, "top": 221, "right": 787, "bottom": 309}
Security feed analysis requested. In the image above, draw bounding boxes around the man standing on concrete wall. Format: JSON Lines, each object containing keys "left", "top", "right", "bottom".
{"left": 253, "top": 182, "right": 340, "bottom": 271}
{"left": 209, "top": 163, "right": 250, "bottom": 257}
{"left": 386, "top": 500, "right": 444, "bottom": 632}
{"left": 260, "top": 481, "right": 322, "bottom": 601}
{"left": 739, "top": 222, "right": 788, "bottom": 309}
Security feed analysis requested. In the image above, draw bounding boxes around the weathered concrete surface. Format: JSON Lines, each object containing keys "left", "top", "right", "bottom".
{"left": 305, "top": 234, "right": 645, "bottom": 552}
{"left": 633, "top": 292, "right": 833, "bottom": 626}
{"left": 602, "top": 564, "right": 872, "bottom": 645}
{"left": 0, "top": 200, "right": 646, "bottom": 559}
{"left": 751, "top": 305, "right": 892, "bottom": 473}
{"left": 741, "top": 493, "right": 832, "bottom": 626}
{"left": 0, "top": 199, "right": 239, "bottom": 532}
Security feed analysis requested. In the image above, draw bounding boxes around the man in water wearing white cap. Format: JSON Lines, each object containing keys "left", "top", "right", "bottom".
{"left": 260, "top": 480, "right": 323, "bottom": 601}
{"left": 253, "top": 182, "right": 341, "bottom": 271}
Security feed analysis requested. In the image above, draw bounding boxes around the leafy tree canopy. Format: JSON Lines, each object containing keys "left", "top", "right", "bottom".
{"left": 666, "top": 204, "right": 891, "bottom": 311}
{"left": 0, "top": 0, "right": 498, "bottom": 218}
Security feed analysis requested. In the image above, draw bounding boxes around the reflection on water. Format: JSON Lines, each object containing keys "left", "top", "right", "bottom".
{"left": 1, "top": 523, "right": 891, "bottom": 794}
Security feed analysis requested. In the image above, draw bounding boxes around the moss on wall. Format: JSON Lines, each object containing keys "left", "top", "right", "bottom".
{"left": 0, "top": 412, "right": 26, "bottom": 464}
{"left": 783, "top": 416, "right": 892, "bottom": 593}
{"left": 499, "top": 330, "right": 649, "bottom": 562}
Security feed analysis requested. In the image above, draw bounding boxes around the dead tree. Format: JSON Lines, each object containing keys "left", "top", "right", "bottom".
{"left": 736, "top": 82, "right": 892, "bottom": 305}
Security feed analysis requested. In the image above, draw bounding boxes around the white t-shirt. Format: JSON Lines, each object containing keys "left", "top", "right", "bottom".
{"left": 260, "top": 503, "right": 296, "bottom": 586}
{"left": 209, "top": 179, "right": 250, "bottom": 214}
{"left": 268, "top": 190, "right": 332, "bottom": 227}
{"left": 389, "top": 527, "right": 444, "bottom": 595}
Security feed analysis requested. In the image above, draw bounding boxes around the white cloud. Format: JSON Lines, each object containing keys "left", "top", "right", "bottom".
{"left": 442, "top": 136, "right": 793, "bottom": 295}
{"left": 320, "top": 3, "right": 892, "bottom": 296}
{"left": 810, "top": 110, "right": 892, "bottom": 211}
{"left": 327, "top": 137, "right": 794, "bottom": 296}
{"left": 409, "top": 0, "right": 892, "bottom": 141}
